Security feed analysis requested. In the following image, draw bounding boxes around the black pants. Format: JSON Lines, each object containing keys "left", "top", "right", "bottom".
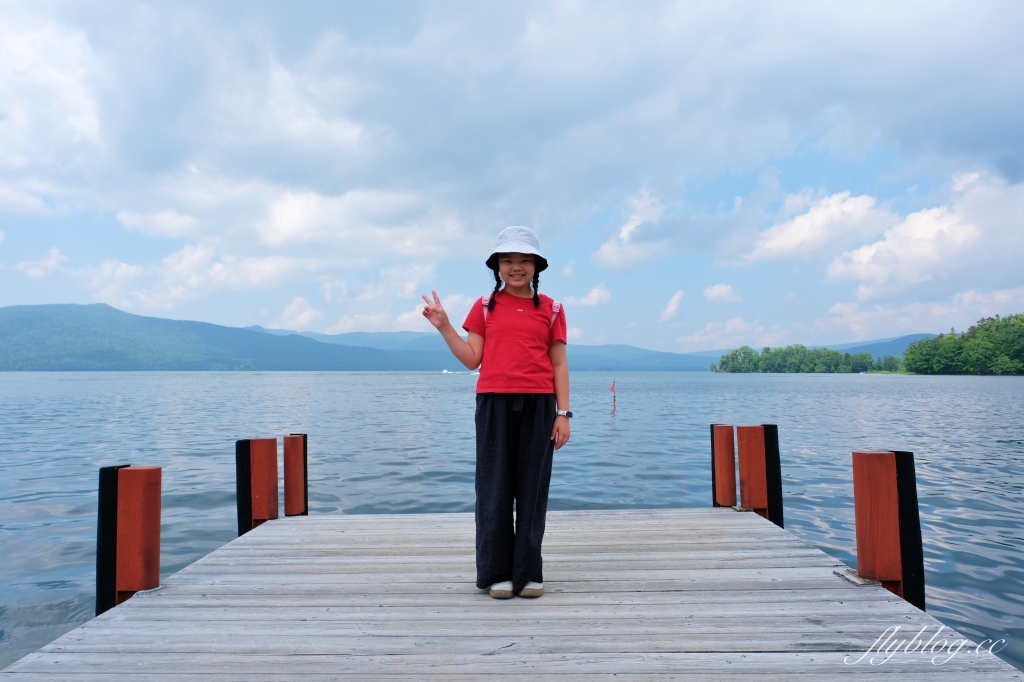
{"left": 474, "top": 393, "right": 556, "bottom": 592}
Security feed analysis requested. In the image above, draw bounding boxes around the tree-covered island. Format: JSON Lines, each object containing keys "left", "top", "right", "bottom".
{"left": 711, "top": 345, "right": 898, "bottom": 373}
{"left": 712, "top": 314, "right": 1024, "bottom": 375}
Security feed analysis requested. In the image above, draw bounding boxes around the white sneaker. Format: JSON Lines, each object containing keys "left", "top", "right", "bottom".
{"left": 519, "top": 581, "right": 544, "bottom": 598}
{"left": 489, "top": 581, "right": 514, "bottom": 599}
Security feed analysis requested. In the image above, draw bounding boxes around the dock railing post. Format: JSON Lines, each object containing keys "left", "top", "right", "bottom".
{"left": 852, "top": 450, "right": 926, "bottom": 610}
{"left": 710, "top": 424, "right": 736, "bottom": 507}
{"left": 284, "top": 433, "right": 308, "bottom": 516}
{"left": 95, "top": 465, "right": 161, "bottom": 616}
{"left": 736, "top": 424, "right": 785, "bottom": 527}
{"left": 236, "top": 438, "right": 279, "bottom": 536}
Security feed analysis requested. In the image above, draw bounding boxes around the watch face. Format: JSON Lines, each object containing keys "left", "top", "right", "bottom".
{"left": 566, "top": 411, "right": 573, "bottom": 418}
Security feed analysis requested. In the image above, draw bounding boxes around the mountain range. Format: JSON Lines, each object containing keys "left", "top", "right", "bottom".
{"left": 0, "top": 304, "right": 932, "bottom": 372}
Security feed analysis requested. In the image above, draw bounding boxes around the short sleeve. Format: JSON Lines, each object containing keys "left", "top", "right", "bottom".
{"left": 463, "top": 297, "right": 485, "bottom": 336}
{"left": 549, "top": 303, "right": 567, "bottom": 345}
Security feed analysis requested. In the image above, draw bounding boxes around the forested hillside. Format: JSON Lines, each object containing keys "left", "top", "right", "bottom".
{"left": 903, "top": 314, "right": 1024, "bottom": 375}
{"left": 0, "top": 304, "right": 712, "bottom": 371}
{"left": 0, "top": 304, "right": 450, "bottom": 371}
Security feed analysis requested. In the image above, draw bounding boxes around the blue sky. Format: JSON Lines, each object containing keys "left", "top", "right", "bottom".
{"left": 2, "top": 1, "right": 1023, "bottom": 351}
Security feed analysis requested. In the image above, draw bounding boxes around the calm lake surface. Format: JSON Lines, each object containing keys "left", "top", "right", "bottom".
{"left": 1, "top": 371, "right": 1022, "bottom": 670}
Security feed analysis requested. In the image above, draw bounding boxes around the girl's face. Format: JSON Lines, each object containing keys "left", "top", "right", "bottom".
{"left": 497, "top": 252, "right": 536, "bottom": 290}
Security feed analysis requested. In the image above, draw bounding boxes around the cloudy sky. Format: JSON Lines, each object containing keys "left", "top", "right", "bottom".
{"left": 2, "top": 1, "right": 1023, "bottom": 351}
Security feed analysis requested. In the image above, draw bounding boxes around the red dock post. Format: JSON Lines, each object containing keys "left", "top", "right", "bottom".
{"left": 852, "top": 450, "right": 926, "bottom": 610}
{"left": 737, "top": 425, "right": 767, "bottom": 516}
{"left": 710, "top": 424, "right": 736, "bottom": 507}
{"left": 284, "top": 433, "right": 308, "bottom": 516}
{"left": 236, "top": 438, "right": 279, "bottom": 536}
{"left": 736, "top": 424, "right": 785, "bottom": 527}
{"left": 115, "top": 467, "right": 162, "bottom": 605}
{"left": 95, "top": 464, "right": 161, "bottom": 615}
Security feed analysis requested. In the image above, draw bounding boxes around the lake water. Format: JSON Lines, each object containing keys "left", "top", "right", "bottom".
{"left": 1, "top": 371, "right": 1022, "bottom": 670}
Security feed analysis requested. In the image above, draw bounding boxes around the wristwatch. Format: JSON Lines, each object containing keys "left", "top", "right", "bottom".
{"left": 556, "top": 409, "right": 573, "bottom": 419}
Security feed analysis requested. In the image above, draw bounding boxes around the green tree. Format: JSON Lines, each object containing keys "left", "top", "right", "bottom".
{"left": 715, "top": 345, "right": 906, "bottom": 374}
{"left": 903, "top": 314, "right": 1024, "bottom": 375}
{"left": 876, "top": 355, "right": 902, "bottom": 372}
{"left": 714, "top": 346, "right": 761, "bottom": 372}
{"left": 849, "top": 352, "right": 874, "bottom": 373}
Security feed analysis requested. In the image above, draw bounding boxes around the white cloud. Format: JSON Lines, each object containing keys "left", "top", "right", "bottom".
{"left": 17, "top": 248, "right": 66, "bottom": 278}
{"left": 566, "top": 283, "right": 611, "bottom": 306}
{"left": 393, "top": 293, "right": 475, "bottom": 332}
{"left": 703, "top": 284, "right": 741, "bottom": 303}
{"left": 330, "top": 293, "right": 475, "bottom": 334}
{"left": 358, "top": 265, "right": 435, "bottom": 301}
{"left": 131, "top": 244, "right": 316, "bottom": 309}
{"left": 3, "top": 3, "right": 1024, "bottom": 341}
{"left": 0, "top": 231, "right": 5, "bottom": 245}
{"left": 819, "top": 286, "right": 1024, "bottom": 340}
{"left": 393, "top": 305, "right": 429, "bottom": 331}
{"left": 742, "top": 191, "right": 897, "bottom": 262}
{"left": 67, "top": 242, "right": 321, "bottom": 311}
{"left": 0, "top": 185, "right": 52, "bottom": 214}
{"left": 825, "top": 173, "right": 1024, "bottom": 301}
{"left": 567, "top": 326, "right": 583, "bottom": 341}
{"left": 561, "top": 261, "right": 574, "bottom": 276}
{"left": 258, "top": 189, "right": 471, "bottom": 259}
{"left": 676, "top": 317, "right": 777, "bottom": 352}
{"left": 0, "top": 9, "right": 99, "bottom": 176}
{"left": 592, "top": 189, "right": 667, "bottom": 270}
{"left": 118, "top": 211, "right": 200, "bottom": 238}
{"left": 325, "top": 312, "right": 391, "bottom": 334}
{"left": 319, "top": 279, "right": 348, "bottom": 304}
{"left": 440, "top": 293, "right": 475, "bottom": 329}
{"left": 212, "top": 59, "right": 366, "bottom": 157}
{"left": 273, "top": 296, "right": 323, "bottom": 330}
{"left": 659, "top": 290, "right": 685, "bottom": 321}
{"left": 85, "top": 259, "right": 146, "bottom": 308}
{"left": 260, "top": 189, "right": 410, "bottom": 247}
{"left": 827, "top": 206, "right": 976, "bottom": 300}
{"left": 948, "top": 287, "right": 1024, "bottom": 313}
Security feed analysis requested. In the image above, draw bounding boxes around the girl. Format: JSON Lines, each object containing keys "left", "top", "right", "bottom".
{"left": 421, "top": 225, "right": 570, "bottom": 599}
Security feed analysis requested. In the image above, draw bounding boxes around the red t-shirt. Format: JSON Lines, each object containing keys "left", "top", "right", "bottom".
{"left": 462, "top": 291, "right": 567, "bottom": 393}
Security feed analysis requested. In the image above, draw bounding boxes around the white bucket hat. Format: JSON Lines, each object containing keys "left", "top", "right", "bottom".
{"left": 485, "top": 226, "right": 548, "bottom": 273}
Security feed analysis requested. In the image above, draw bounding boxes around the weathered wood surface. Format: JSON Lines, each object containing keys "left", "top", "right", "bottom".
{"left": 3, "top": 508, "right": 1019, "bottom": 679}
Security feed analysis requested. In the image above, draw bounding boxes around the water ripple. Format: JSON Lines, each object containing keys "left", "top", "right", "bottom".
{"left": 0, "top": 371, "right": 1022, "bottom": 670}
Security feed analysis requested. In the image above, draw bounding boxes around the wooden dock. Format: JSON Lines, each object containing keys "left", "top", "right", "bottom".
{"left": 3, "top": 508, "right": 1020, "bottom": 679}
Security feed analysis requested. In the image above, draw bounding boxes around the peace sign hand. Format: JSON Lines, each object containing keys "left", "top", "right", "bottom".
{"left": 421, "top": 290, "right": 450, "bottom": 330}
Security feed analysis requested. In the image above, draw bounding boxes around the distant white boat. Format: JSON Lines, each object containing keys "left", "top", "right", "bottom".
{"left": 442, "top": 369, "right": 449, "bottom": 374}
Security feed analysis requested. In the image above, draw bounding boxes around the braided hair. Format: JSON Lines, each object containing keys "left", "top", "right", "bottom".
{"left": 486, "top": 258, "right": 542, "bottom": 312}
{"left": 487, "top": 269, "right": 501, "bottom": 312}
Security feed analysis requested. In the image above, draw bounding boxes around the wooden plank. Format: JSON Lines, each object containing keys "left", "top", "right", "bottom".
{"left": 121, "top": 578, "right": 866, "bottom": 595}
{"left": 40, "top": 633, "right": 949, "bottom": 656}
{"left": 195, "top": 545, "right": 835, "bottom": 560}
{"left": 58, "top": 623, "right": 938, "bottom": 646}
{"left": 192, "top": 555, "right": 838, "bottom": 569}
{"left": 124, "top": 588, "right": 899, "bottom": 608}
{"left": 4, "top": 671, "right": 1019, "bottom": 675}
{"left": 3, "top": 508, "right": 1018, "bottom": 680}
{"left": 155, "top": 567, "right": 850, "bottom": 585}
{"left": 214, "top": 532, "right": 806, "bottom": 548}
{"left": 86, "top": 605, "right": 936, "bottom": 629}
{"left": 8, "top": 671, "right": 1024, "bottom": 675}
{"left": 90, "top": 602, "right": 925, "bottom": 621}
{"left": 6, "top": 651, "right": 1018, "bottom": 675}
{"left": 82, "top": 620, "right": 907, "bottom": 636}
